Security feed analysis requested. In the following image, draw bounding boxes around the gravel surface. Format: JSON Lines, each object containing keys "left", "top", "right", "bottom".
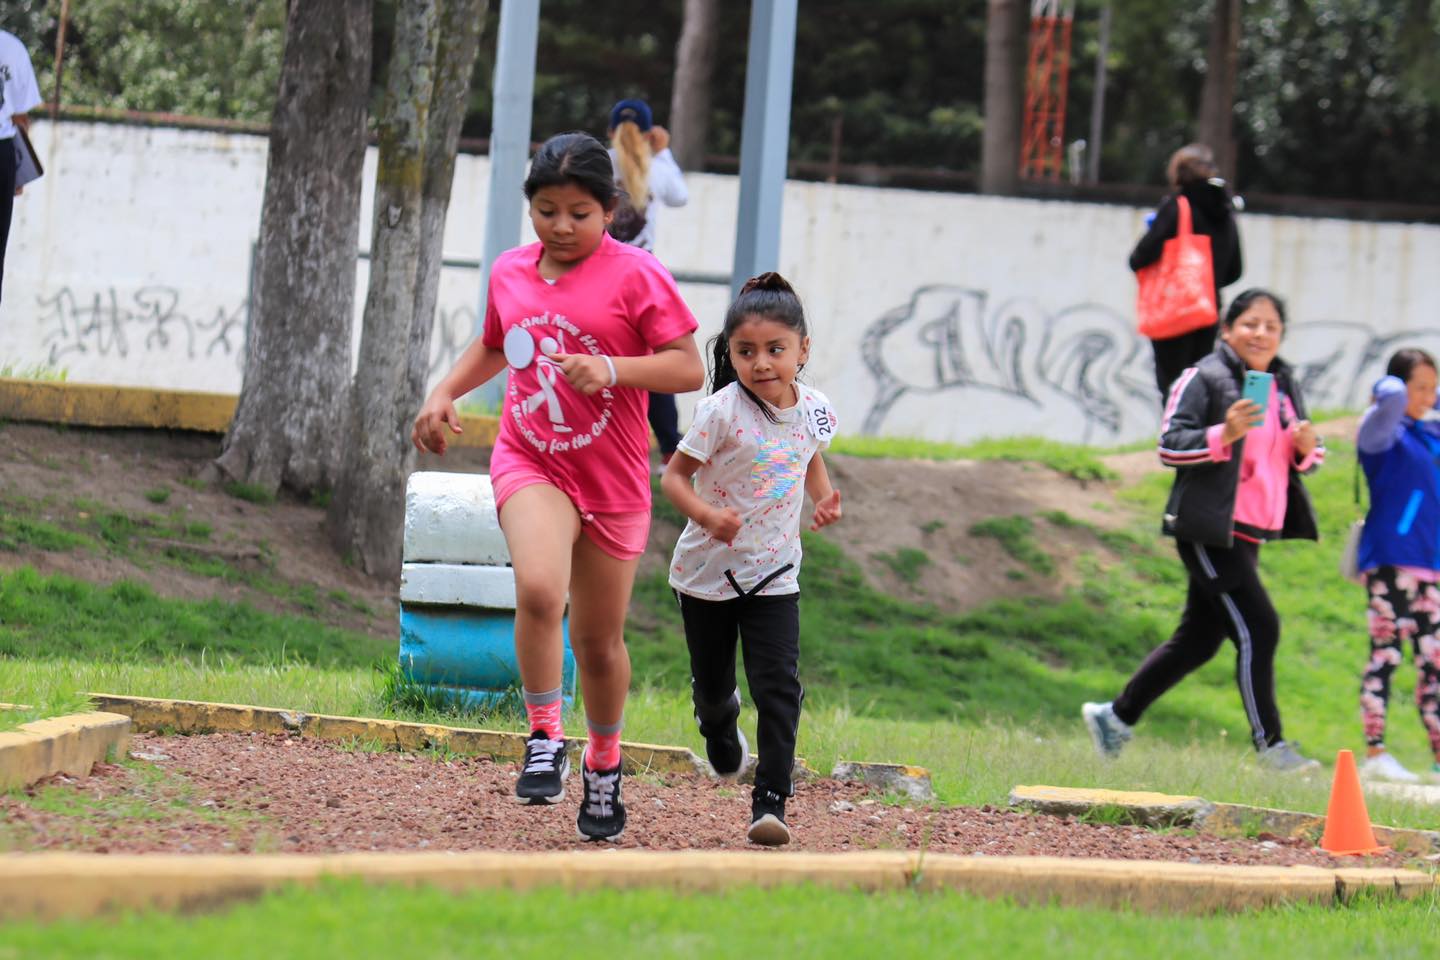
{"left": 0, "top": 732, "right": 1416, "bottom": 867}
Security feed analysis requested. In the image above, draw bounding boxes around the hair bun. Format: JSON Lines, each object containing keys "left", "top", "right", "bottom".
{"left": 739, "top": 272, "right": 794, "bottom": 295}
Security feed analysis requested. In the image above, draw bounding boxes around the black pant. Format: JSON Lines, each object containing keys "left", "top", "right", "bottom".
{"left": 0, "top": 137, "right": 15, "bottom": 306}
{"left": 1113, "top": 539, "right": 1283, "bottom": 750}
{"left": 678, "top": 590, "right": 802, "bottom": 796}
{"left": 1151, "top": 322, "right": 1218, "bottom": 402}
{"left": 648, "top": 391, "right": 680, "bottom": 456}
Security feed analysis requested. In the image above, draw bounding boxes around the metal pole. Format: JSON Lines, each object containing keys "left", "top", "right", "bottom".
{"left": 50, "top": 0, "right": 72, "bottom": 120}
{"left": 730, "top": 0, "right": 798, "bottom": 299}
{"left": 479, "top": 0, "right": 539, "bottom": 334}
{"left": 1086, "top": 1, "right": 1111, "bottom": 184}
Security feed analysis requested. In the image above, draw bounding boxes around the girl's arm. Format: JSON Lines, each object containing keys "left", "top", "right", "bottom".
{"left": 1356, "top": 375, "right": 1408, "bottom": 455}
{"left": 550, "top": 333, "right": 704, "bottom": 396}
{"left": 411, "top": 338, "right": 508, "bottom": 455}
{"left": 661, "top": 452, "right": 741, "bottom": 544}
{"left": 805, "top": 453, "right": 843, "bottom": 530}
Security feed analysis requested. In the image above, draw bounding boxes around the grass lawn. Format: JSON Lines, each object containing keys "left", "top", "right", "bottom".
{"left": 1, "top": 881, "right": 1436, "bottom": 959}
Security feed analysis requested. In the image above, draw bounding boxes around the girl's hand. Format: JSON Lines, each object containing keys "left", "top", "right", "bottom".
{"left": 1220, "top": 399, "right": 1260, "bottom": 446}
{"left": 547, "top": 352, "right": 611, "bottom": 395}
{"left": 810, "top": 489, "right": 842, "bottom": 530}
{"left": 412, "top": 396, "right": 463, "bottom": 455}
{"left": 1292, "top": 419, "right": 1318, "bottom": 457}
{"left": 704, "top": 506, "right": 742, "bottom": 545}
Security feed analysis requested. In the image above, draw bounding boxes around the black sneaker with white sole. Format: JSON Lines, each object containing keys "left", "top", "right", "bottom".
{"left": 576, "top": 758, "right": 627, "bottom": 842}
{"left": 515, "top": 731, "right": 570, "bottom": 804}
{"left": 747, "top": 788, "right": 790, "bottom": 846}
{"left": 704, "top": 724, "right": 750, "bottom": 780}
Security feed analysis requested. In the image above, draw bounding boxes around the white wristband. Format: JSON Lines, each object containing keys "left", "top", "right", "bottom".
{"left": 601, "top": 355, "right": 617, "bottom": 387}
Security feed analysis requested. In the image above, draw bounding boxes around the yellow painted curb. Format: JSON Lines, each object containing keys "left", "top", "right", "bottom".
{"left": 0, "top": 851, "right": 1430, "bottom": 922}
{"left": 0, "top": 379, "right": 500, "bottom": 447}
{"left": 85, "top": 693, "right": 705, "bottom": 777}
{"left": 0, "top": 712, "right": 133, "bottom": 791}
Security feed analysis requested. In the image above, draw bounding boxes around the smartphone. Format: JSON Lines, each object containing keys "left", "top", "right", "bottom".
{"left": 1242, "top": 370, "right": 1273, "bottom": 426}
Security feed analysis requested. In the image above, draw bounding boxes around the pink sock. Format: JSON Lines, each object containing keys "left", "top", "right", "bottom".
{"left": 585, "top": 721, "right": 623, "bottom": 770}
{"left": 523, "top": 690, "right": 564, "bottom": 741}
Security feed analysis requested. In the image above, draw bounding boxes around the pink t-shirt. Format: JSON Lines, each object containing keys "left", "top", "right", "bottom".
{"left": 482, "top": 234, "right": 697, "bottom": 514}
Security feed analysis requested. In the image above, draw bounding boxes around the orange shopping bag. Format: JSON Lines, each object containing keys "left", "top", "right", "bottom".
{"left": 1135, "top": 195, "right": 1217, "bottom": 340}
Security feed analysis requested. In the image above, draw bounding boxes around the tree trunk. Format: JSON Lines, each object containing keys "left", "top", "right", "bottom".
{"left": 327, "top": 0, "right": 487, "bottom": 577}
{"left": 212, "top": 0, "right": 372, "bottom": 495}
{"left": 668, "top": 0, "right": 719, "bottom": 170}
{"left": 1198, "top": 0, "right": 1241, "bottom": 178}
{"left": 980, "top": 0, "right": 1028, "bottom": 194}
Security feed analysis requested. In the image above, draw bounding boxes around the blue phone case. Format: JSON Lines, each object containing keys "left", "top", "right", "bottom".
{"left": 1242, "top": 371, "right": 1272, "bottom": 424}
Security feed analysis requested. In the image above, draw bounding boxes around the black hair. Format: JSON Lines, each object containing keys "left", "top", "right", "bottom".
{"left": 1386, "top": 347, "right": 1438, "bottom": 383}
{"left": 523, "top": 131, "right": 618, "bottom": 209}
{"left": 1222, "top": 288, "right": 1287, "bottom": 329}
{"left": 709, "top": 272, "right": 808, "bottom": 423}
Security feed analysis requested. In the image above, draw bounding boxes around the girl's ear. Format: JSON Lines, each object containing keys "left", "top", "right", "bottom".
{"left": 799, "top": 335, "right": 811, "bottom": 365}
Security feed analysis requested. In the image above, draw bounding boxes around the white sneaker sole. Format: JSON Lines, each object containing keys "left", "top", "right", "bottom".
{"left": 514, "top": 753, "right": 571, "bottom": 804}
{"left": 747, "top": 813, "right": 791, "bottom": 846}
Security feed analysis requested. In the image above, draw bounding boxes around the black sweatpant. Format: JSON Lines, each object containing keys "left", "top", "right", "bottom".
{"left": 1113, "top": 538, "right": 1283, "bottom": 750}
{"left": 677, "top": 590, "right": 802, "bottom": 796}
{"left": 648, "top": 391, "right": 680, "bottom": 456}
{"left": 1151, "top": 322, "right": 1218, "bottom": 402}
{"left": 0, "top": 137, "right": 15, "bottom": 306}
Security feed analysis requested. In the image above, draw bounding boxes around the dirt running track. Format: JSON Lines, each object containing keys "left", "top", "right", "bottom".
{"left": 0, "top": 732, "right": 1415, "bottom": 869}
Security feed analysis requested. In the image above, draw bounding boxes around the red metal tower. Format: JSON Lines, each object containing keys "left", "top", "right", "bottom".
{"left": 1020, "top": 0, "right": 1075, "bottom": 181}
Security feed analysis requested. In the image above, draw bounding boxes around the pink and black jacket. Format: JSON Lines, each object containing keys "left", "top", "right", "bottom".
{"left": 1157, "top": 342, "right": 1323, "bottom": 548}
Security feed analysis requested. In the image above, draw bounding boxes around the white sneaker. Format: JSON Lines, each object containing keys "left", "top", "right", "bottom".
{"left": 1359, "top": 751, "right": 1421, "bottom": 784}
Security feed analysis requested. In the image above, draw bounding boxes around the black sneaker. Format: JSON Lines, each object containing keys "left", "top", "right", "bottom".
{"left": 702, "top": 721, "right": 750, "bottom": 780}
{"left": 576, "top": 758, "right": 627, "bottom": 842}
{"left": 747, "top": 788, "right": 790, "bottom": 846}
{"left": 695, "top": 690, "right": 749, "bottom": 780}
{"left": 515, "top": 731, "right": 569, "bottom": 805}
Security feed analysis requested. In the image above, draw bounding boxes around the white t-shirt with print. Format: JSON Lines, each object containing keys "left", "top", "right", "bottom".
{"left": 0, "top": 31, "right": 40, "bottom": 141}
{"left": 669, "top": 381, "right": 836, "bottom": 600}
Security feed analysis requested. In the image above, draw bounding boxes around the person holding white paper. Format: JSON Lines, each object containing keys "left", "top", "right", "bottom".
{"left": 0, "top": 28, "right": 41, "bottom": 305}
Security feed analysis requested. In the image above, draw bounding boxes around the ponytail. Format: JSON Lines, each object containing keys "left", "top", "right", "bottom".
{"left": 711, "top": 272, "right": 808, "bottom": 424}
{"left": 610, "top": 122, "right": 652, "bottom": 215}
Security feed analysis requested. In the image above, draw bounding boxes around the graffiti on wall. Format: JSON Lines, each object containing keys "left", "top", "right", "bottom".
{"left": 861, "top": 285, "right": 1440, "bottom": 443}
{"left": 34, "top": 283, "right": 480, "bottom": 389}
{"left": 38, "top": 286, "right": 247, "bottom": 368}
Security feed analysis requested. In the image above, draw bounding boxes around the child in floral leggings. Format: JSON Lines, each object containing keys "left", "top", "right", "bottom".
{"left": 1361, "top": 568, "right": 1440, "bottom": 777}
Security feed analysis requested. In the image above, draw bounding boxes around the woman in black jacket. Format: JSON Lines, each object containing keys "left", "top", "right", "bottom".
{"left": 1083, "top": 289, "right": 1324, "bottom": 773}
{"left": 1131, "top": 143, "right": 1244, "bottom": 400}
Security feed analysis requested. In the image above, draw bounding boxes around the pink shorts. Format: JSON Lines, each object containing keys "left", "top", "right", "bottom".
{"left": 493, "top": 470, "right": 651, "bottom": 561}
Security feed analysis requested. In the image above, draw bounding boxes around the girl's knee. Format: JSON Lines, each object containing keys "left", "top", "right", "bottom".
{"left": 571, "top": 631, "right": 627, "bottom": 673}
{"left": 514, "top": 580, "right": 567, "bottom": 624}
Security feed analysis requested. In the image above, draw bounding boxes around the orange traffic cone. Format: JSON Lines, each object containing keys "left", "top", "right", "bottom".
{"left": 1319, "top": 749, "right": 1386, "bottom": 856}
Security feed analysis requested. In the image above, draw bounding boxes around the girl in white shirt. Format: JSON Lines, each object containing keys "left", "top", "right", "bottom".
{"left": 660, "top": 272, "right": 843, "bottom": 846}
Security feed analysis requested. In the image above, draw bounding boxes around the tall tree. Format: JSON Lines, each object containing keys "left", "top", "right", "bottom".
{"left": 668, "top": 0, "right": 719, "bottom": 169}
{"left": 980, "top": 0, "right": 1028, "bottom": 194}
{"left": 212, "top": 0, "right": 372, "bottom": 494}
{"left": 327, "top": 0, "right": 487, "bottom": 576}
{"left": 1198, "top": 0, "right": 1241, "bottom": 177}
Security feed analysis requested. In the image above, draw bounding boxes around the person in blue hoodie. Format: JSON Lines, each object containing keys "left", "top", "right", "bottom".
{"left": 1354, "top": 347, "right": 1440, "bottom": 784}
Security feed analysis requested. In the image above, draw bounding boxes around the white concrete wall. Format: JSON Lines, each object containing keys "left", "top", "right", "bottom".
{"left": 5, "top": 119, "right": 1439, "bottom": 445}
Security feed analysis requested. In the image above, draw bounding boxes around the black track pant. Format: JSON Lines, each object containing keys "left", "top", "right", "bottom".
{"left": 1113, "top": 538, "right": 1283, "bottom": 750}
{"left": 648, "top": 391, "right": 680, "bottom": 456}
{"left": 1151, "top": 322, "right": 1218, "bottom": 401}
{"left": 0, "top": 137, "right": 15, "bottom": 305}
{"left": 678, "top": 590, "right": 802, "bottom": 796}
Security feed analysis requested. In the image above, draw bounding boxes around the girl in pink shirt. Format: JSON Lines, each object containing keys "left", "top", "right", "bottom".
{"left": 413, "top": 132, "right": 703, "bottom": 842}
